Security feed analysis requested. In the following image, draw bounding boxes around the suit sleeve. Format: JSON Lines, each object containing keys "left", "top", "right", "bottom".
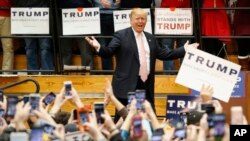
{"left": 98, "top": 32, "right": 121, "bottom": 58}
{"left": 155, "top": 38, "right": 186, "bottom": 60}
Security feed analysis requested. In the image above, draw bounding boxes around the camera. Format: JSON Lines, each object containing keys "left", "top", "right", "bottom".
{"left": 174, "top": 122, "right": 186, "bottom": 139}
{"left": 135, "top": 89, "right": 145, "bottom": 110}
{"left": 64, "top": 81, "right": 72, "bottom": 97}
{"left": 201, "top": 104, "right": 215, "bottom": 114}
{"left": 77, "top": 106, "right": 91, "bottom": 131}
{"left": 94, "top": 102, "right": 105, "bottom": 124}
{"left": 29, "top": 94, "right": 40, "bottom": 114}
{"left": 6, "top": 96, "right": 19, "bottom": 117}
{"left": 132, "top": 115, "right": 143, "bottom": 138}
{"left": 43, "top": 123, "right": 56, "bottom": 135}
{"left": 43, "top": 92, "right": 56, "bottom": 106}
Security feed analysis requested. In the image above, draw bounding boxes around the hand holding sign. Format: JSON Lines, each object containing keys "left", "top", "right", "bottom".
{"left": 184, "top": 41, "right": 199, "bottom": 51}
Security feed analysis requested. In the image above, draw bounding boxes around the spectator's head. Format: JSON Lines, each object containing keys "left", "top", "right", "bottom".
{"left": 53, "top": 111, "right": 71, "bottom": 125}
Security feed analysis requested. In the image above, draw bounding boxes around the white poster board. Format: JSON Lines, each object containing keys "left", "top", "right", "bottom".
{"left": 175, "top": 48, "right": 241, "bottom": 102}
{"left": 154, "top": 8, "right": 193, "bottom": 35}
{"left": 113, "top": 9, "right": 152, "bottom": 34}
{"left": 11, "top": 8, "right": 49, "bottom": 34}
{"left": 62, "top": 8, "right": 100, "bottom": 35}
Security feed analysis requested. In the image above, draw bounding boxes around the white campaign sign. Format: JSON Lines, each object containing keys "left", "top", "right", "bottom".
{"left": 154, "top": 8, "right": 193, "bottom": 35}
{"left": 62, "top": 8, "right": 100, "bottom": 35}
{"left": 113, "top": 9, "right": 152, "bottom": 33}
{"left": 175, "top": 48, "right": 241, "bottom": 102}
{"left": 11, "top": 8, "right": 49, "bottom": 34}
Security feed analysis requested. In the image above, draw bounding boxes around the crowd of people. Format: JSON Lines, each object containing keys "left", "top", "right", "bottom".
{"left": 0, "top": 0, "right": 249, "bottom": 74}
{"left": 0, "top": 79, "right": 247, "bottom": 141}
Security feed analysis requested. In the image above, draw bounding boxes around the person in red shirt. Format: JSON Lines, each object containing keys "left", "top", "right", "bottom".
{"left": 233, "top": 0, "right": 250, "bottom": 70}
{"left": 201, "top": 0, "right": 231, "bottom": 58}
{"left": 159, "top": 0, "right": 191, "bottom": 73}
{"left": 0, "top": 0, "right": 14, "bottom": 74}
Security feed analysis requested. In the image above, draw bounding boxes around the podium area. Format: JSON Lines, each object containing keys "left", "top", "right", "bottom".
{"left": 0, "top": 73, "right": 249, "bottom": 123}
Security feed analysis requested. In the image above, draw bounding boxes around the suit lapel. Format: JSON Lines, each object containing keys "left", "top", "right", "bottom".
{"left": 129, "top": 28, "right": 139, "bottom": 62}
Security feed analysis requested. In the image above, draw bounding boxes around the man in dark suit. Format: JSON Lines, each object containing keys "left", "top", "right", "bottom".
{"left": 85, "top": 8, "right": 199, "bottom": 112}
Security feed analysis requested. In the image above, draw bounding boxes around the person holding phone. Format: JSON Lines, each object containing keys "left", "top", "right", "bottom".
{"left": 86, "top": 8, "right": 199, "bottom": 117}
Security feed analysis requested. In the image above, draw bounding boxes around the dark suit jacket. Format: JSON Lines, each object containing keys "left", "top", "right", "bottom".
{"left": 98, "top": 27, "right": 185, "bottom": 106}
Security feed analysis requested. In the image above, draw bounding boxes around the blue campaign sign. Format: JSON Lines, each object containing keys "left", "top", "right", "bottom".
{"left": 189, "top": 71, "right": 246, "bottom": 98}
{"left": 166, "top": 95, "right": 198, "bottom": 126}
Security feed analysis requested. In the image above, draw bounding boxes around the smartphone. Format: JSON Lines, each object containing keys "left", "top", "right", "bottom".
{"left": 94, "top": 102, "right": 105, "bottom": 124}
{"left": 30, "top": 128, "right": 43, "bottom": 141}
{"left": 0, "top": 109, "right": 5, "bottom": 117}
{"left": 201, "top": 104, "right": 215, "bottom": 114}
{"left": 43, "top": 123, "right": 56, "bottom": 135}
{"left": 29, "top": 94, "right": 40, "bottom": 114}
{"left": 135, "top": 89, "right": 145, "bottom": 110}
{"left": 77, "top": 107, "right": 90, "bottom": 131}
{"left": 0, "top": 90, "right": 3, "bottom": 102}
{"left": 132, "top": 115, "right": 143, "bottom": 138}
{"left": 207, "top": 113, "right": 214, "bottom": 128}
{"left": 174, "top": 122, "right": 186, "bottom": 139}
{"left": 151, "top": 131, "right": 163, "bottom": 141}
{"left": 10, "top": 132, "right": 29, "bottom": 141}
{"left": 127, "top": 91, "right": 136, "bottom": 104}
{"left": 64, "top": 81, "right": 72, "bottom": 97}
{"left": 231, "top": 106, "right": 243, "bottom": 125}
{"left": 43, "top": 92, "right": 56, "bottom": 106}
{"left": 213, "top": 114, "right": 225, "bottom": 137}
{"left": 6, "top": 96, "right": 19, "bottom": 117}
{"left": 73, "top": 109, "right": 78, "bottom": 120}
{"left": 23, "top": 95, "right": 29, "bottom": 104}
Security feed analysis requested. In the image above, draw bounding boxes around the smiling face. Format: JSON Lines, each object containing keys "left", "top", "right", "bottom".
{"left": 130, "top": 8, "right": 147, "bottom": 33}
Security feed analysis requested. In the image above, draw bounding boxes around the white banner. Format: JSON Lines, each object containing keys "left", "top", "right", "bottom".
{"left": 154, "top": 8, "right": 193, "bottom": 35}
{"left": 113, "top": 9, "right": 152, "bottom": 34}
{"left": 11, "top": 8, "right": 49, "bottom": 34}
{"left": 62, "top": 8, "right": 100, "bottom": 35}
{"left": 175, "top": 48, "right": 241, "bottom": 102}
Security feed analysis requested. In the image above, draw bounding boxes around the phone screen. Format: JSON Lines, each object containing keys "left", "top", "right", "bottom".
{"left": 0, "top": 91, "right": 3, "bottom": 102}
{"left": 43, "top": 92, "right": 56, "bottom": 106}
{"left": 127, "top": 92, "right": 135, "bottom": 104}
{"left": 132, "top": 116, "right": 142, "bottom": 138}
{"left": 43, "top": 123, "right": 56, "bottom": 135}
{"left": 23, "top": 95, "right": 29, "bottom": 104}
{"left": 201, "top": 104, "right": 215, "bottom": 114}
{"left": 73, "top": 109, "right": 77, "bottom": 120}
{"left": 6, "top": 96, "right": 18, "bottom": 117}
{"left": 29, "top": 95, "right": 40, "bottom": 114}
{"left": 30, "top": 128, "right": 43, "bottom": 141}
{"left": 0, "top": 109, "right": 5, "bottom": 117}
{"left": 64, "top": 81, "right": 72, "bottom": 97}
{"left": 213, "top": 114, "right": 225, "bottom": 137}
{"left": 174, "top": 122, "right": 186, "bottom": 139}
{"left": 151, "top": 131, "right": 163, "bottom": 141}
{"left": 135, "top": 90, "right": 145, "bottom": 110}
{"left": 79, "top": 111, "right": 88, "bottom": 124}
{"left": 94, "top": 103, "right": 104, "bottom": 124}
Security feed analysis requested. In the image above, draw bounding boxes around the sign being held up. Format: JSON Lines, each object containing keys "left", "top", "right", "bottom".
{"left": 175, "top": 48, "right": 241, "bottom": 102}
{"left": 62, "top": 7, "right": 100, "bottom": 35}
{"left": 154, "top": 8, "right": 193, "bottom": 35}
{"left": 11, "top": 8, "right": 49, "bottom": 34}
